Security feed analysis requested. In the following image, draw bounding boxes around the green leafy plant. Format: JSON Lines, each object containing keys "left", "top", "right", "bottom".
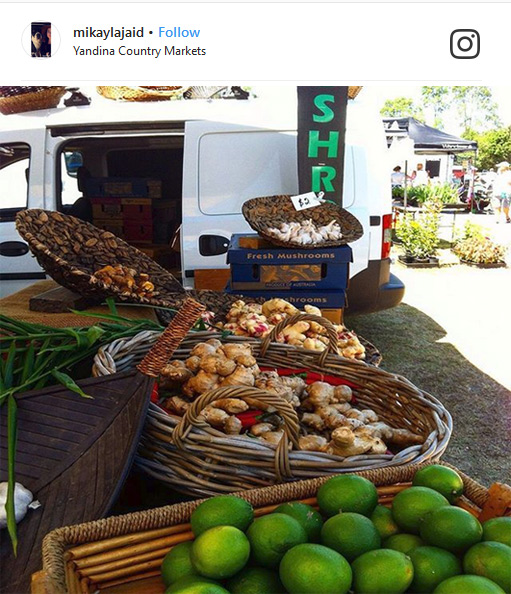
{"left": 453, "top": 223, "right": 507, "bottom": 264}
{"left": 395, "top": 200, "right": 442, "bottom": 260}
{"left": 393, "top": 184, "right": 458, "bottom": 206}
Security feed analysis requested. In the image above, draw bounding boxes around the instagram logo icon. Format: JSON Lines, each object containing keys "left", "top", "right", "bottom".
{"left": 450, "top": 29, "right": 480, "bottom": 59}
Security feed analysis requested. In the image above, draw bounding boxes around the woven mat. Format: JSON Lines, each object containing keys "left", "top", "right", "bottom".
{"left": 0, "top": 280, "right": 157, "bottom": 328}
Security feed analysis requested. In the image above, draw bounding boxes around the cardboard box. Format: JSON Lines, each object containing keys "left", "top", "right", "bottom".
{"left": 85, "top": 177, "right": 162, "bottom": 199}
{"left": 195, "top": 269, "right": 232, "bottom": 291}
{"left": 228, "top": 234, "right": 351, "bottom": 291}
{"left": 91, "top": 198, "right": 123, "bottom": 220}
{"left": 225, "top": 282, "right": 346, "bottom": 309}
{"left": 124, "top": 221, "right": 153, "bottom": 244}
{"left": 93, "top": 218, "right": 125, "bottom": 238}
{"left": 227, "top": 234, "right": 353, "bottom": 265}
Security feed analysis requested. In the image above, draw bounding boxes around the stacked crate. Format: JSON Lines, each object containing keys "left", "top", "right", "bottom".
{"left": 225, "top": 234, "right": 352, "bottom": 323}
{"left": 87, "top": 177, "right": 178, "bottom": 245}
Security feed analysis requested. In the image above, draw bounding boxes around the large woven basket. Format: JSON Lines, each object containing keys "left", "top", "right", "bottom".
{"left": 242, "top": 195, "right": 364, "bottom": 248}
{"left": 15, "top": 209, "right": 251, "bottom": 315}
{"left": 0, "top": 86, "right": 66, "bottom": 115}
{"left": 97, "top": 86, "right": 189, "bottom": 101}
{"left": 92, "top": 314, "right": 451, "bottom": 497}
{"left": 37, "top": 461, "right": 511, "bottom": 594}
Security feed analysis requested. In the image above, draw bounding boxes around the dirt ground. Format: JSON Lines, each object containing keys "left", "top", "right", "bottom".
{"left": 346, "top": 221, "right": 511, "bottom": 487}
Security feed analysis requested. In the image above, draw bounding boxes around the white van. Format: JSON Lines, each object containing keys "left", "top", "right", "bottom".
{"left": 0, "top": 88, "right": 404, "bottom": 312}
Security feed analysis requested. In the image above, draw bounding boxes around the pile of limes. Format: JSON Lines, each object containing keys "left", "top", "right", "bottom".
{"left": 160, "top": 466, "right": 511, "bottom": 593}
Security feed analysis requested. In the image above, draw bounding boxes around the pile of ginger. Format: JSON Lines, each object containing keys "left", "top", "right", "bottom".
{"left": 158, "top": 339, "right": 422, "bottom": 457}
{"left": 218, "top": 298, "right": 365, "bottom": 360}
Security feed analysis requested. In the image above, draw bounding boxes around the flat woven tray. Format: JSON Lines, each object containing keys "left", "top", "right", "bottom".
{"left": 0, "top": 86, "right": 66, "bottom": 115}
{"left": 96, "top": 86, "right": 189, "bottom": 101}
{"left": 92, "top": 314, "right": 451, "bottom": 497}
{"left": 38, "top": 461, "right": 511, "bottom": 594}
{"left": 15, "top": 209, "right": 251, "bottom": 315}
{"left": 242, "top": 195, "right": 364, "bottom": 248}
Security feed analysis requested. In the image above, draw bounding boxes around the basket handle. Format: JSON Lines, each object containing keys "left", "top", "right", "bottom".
{"left": 172, "top": 385, "right": 301, "bottom": 482}
{"left": 137, "top": 299, "right": 206, "bottom": 378}
{"left": 260, "top": 312, "right": 339, "bottom": 366}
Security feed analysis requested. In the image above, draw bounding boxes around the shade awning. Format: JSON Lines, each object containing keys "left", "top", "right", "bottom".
{"left": 383, "top": 117, "right": 477, "bottom": 153}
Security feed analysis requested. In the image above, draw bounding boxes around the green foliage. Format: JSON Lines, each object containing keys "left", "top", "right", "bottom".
{"left": 463, "top": 127, "right": 511, "bottom": 170}
{"left": 454, "top": 236, "right": 507, "bottom": 264}
{"left": 395, "top": 200, "right": 442, "bottom": 259}
{"left": 381, "top": 97, "right": 424, "bottom": 120}
{"left": 393, "top": 184, "right": 458, "bottom": 206}
{"left": 453, "top": 221, "right": 506, "bottom": 263}
{"left": 452, "top": 86, "right": 501, "bottom": 134}
{"left": 421, "top": 87, "right": 450, "bottom": 129}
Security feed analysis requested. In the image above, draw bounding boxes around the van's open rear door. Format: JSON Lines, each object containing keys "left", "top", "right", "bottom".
{"left": 181, "top": 120, "right": 298, "bottom": 288}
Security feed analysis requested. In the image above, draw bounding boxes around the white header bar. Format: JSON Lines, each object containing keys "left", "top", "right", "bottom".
{"left": 1, "top": 3, "right": 507, "bottom": 83}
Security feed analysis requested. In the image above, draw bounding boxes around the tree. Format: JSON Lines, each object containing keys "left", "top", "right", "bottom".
{"left": 464, "top": 127, "right": 511, "bottom": 170}
{"left": 421, "top": 87, "right": 449, "bottom": 128}
{"left": 451, "top": 87, "right": 501, "bottom": 134}
{"left": 380, "top": 97, "right": 424, "bottom": 120}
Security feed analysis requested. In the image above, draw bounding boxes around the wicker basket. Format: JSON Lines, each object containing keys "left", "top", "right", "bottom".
{"left": 37, "top": 461, "right": 511, "bottom": 594}
{"left": 14, "top": 209, "right": 252, "bottom": 314}
{"left": 92, "top": 314, "right": 451, "bottom": 497}
{"left": 97, "top": 86, "right": 189, "bottom": 102}
{"left": 0, "top": 86, "right": 66, "bottom": 115}
{"left": 242, "top": 195, "right": 364, "bottom": 248}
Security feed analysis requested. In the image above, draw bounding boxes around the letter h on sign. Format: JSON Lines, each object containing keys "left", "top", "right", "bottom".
{"left": 297, "top": 87, "right": 348, "bottom": 206}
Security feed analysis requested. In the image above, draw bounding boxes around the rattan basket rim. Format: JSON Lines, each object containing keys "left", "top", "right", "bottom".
{"left": 41, "top": 461, "right": 491, "bottom": 593}
{"left": 0, "top": 87, "right": 67, "bottom": 115}
{"left": 92, "top": 328, "right": 452, "bottom": 495}
{"left": 242, "top": 195, "right": 364, "bottom": 248}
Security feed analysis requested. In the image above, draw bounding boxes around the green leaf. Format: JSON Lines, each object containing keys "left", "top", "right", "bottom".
{"left": 6, "top": 394, "right": 18, "bottom": 555}
{"left": 51, "top": 369, "right": 93, "bottom": 399}
{"left": 106, "top": 297, "right": 118, "bottom": 315}
{"left": 20, "top": 342, "right": 36, "bottom": 385}
{"left": 86, "top": 326, "right": 105, "bottom": 346}
{"left": 3, "top": 341, "right": 17, "bottom": 390}
{"left": 221, "top": 330, "right": 233, "bottom": 339}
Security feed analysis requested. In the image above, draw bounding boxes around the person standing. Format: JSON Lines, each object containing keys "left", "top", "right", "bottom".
{"left": 492, "top": 161, "right": 511, "bottom": 223}
{"left": 411, "top": 163, "right": 429, "bottom": 186}
{"left": 391, "top": 166, "right": 405, "bottom": 187}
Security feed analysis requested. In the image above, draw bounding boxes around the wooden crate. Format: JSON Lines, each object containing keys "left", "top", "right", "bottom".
{"left": 34, "top": 462, "right": 511, "bottom": 594}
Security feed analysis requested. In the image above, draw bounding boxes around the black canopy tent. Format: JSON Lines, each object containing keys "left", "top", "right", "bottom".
{"left": 383, "top": 117, "right": 478, "bottom": 154}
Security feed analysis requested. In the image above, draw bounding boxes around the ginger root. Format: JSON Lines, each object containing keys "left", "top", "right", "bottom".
{"left": 299, "top": 435, "right": 328, "bottom": 451}
{"left": 213, "top": 398, "right": 249, "bottom": 414}
{"left": 366, "top": 422, "right": 423, "bottom": 447}
{"left": 183, "top": 370, "right": 220, "bottom": 397}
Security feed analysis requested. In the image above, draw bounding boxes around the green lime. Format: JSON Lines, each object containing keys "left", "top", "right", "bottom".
{"left": 246, "top": 513, "right": 307, "bottom": 569}
{"left": 371, "top": 505, "right": 400, "bottom": 539}
{"left": 483, "top": 518, "right": 511, "bottom": 547}
{"left": 408, "top": 546, "right": 462, "bottom": 593}
{"left": 165, "top": 575, "right": 229, "bottom": 593}
{"left": 161, "top": 542, "right": 198, "bottom": 586}
{"left": 352, "top": 549, "right": 414, "bottom": 594}
{"left": 321, "top": 512, "right": 381, "bottom": 561}
{"left": 279, "top": 543, "right": 352, "bottom": 594}
{"left": 317, "top": 475, "right": 378, "bottom": 517}
{"left": 384, "top": 533, "right": 425, "bottom": 555}
{"left": 190, "top": 496, "right": 254, "bottom": 536}
{"left": 463, "top": 541, "right": 511, "bottom": 592}
{"left": 412, "top": 465, "right": 464, "bottom": 503}
{"left": 433, "top": 575, "right": 506, "bottom": 594}
{"left": 227, "top": 567, "right": 284, "bottom": 594}
{"left": 190, "top": 526, "right": 250, "bottom": 579}
{"left": 274, "top": 502, "right": 323, "bottom": 542}
{"left": 420, "top": 506, "right": 483, "bottom": 553}
{"left": 391, "top": 487, "right": 450, "bottom": 533}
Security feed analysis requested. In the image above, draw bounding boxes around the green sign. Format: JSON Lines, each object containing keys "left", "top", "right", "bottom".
{"left": 297, "top": 87, "right": 348, "bottom": 205}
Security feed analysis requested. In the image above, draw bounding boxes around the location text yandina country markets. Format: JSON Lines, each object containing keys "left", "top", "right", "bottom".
{"left": 73, "top": 46, "right": 207, "bottom": 57}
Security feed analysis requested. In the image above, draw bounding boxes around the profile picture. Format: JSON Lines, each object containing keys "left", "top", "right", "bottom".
{"left": 31, "top": 22, "right": 51, "bottom": 58}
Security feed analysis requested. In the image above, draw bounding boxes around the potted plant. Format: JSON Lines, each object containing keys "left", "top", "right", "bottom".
{"left": 395, "top": 200, "right": 442, "bottom": 266}
{"left": 453, "top": 222, "right": 507, "bottom": 268}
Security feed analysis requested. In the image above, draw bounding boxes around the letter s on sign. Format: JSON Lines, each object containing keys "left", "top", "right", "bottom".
{"left": 313, "top": 94, "right": 335, "bottom": 123}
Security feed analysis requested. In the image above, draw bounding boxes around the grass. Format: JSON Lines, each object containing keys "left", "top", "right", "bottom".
{"left": 347, "top": 304, "right": 511, "bottom": 487}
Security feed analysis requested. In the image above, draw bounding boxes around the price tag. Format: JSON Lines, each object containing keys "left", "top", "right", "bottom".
{"left": 290, "top": 192, "right": 324, "bottom": 211}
